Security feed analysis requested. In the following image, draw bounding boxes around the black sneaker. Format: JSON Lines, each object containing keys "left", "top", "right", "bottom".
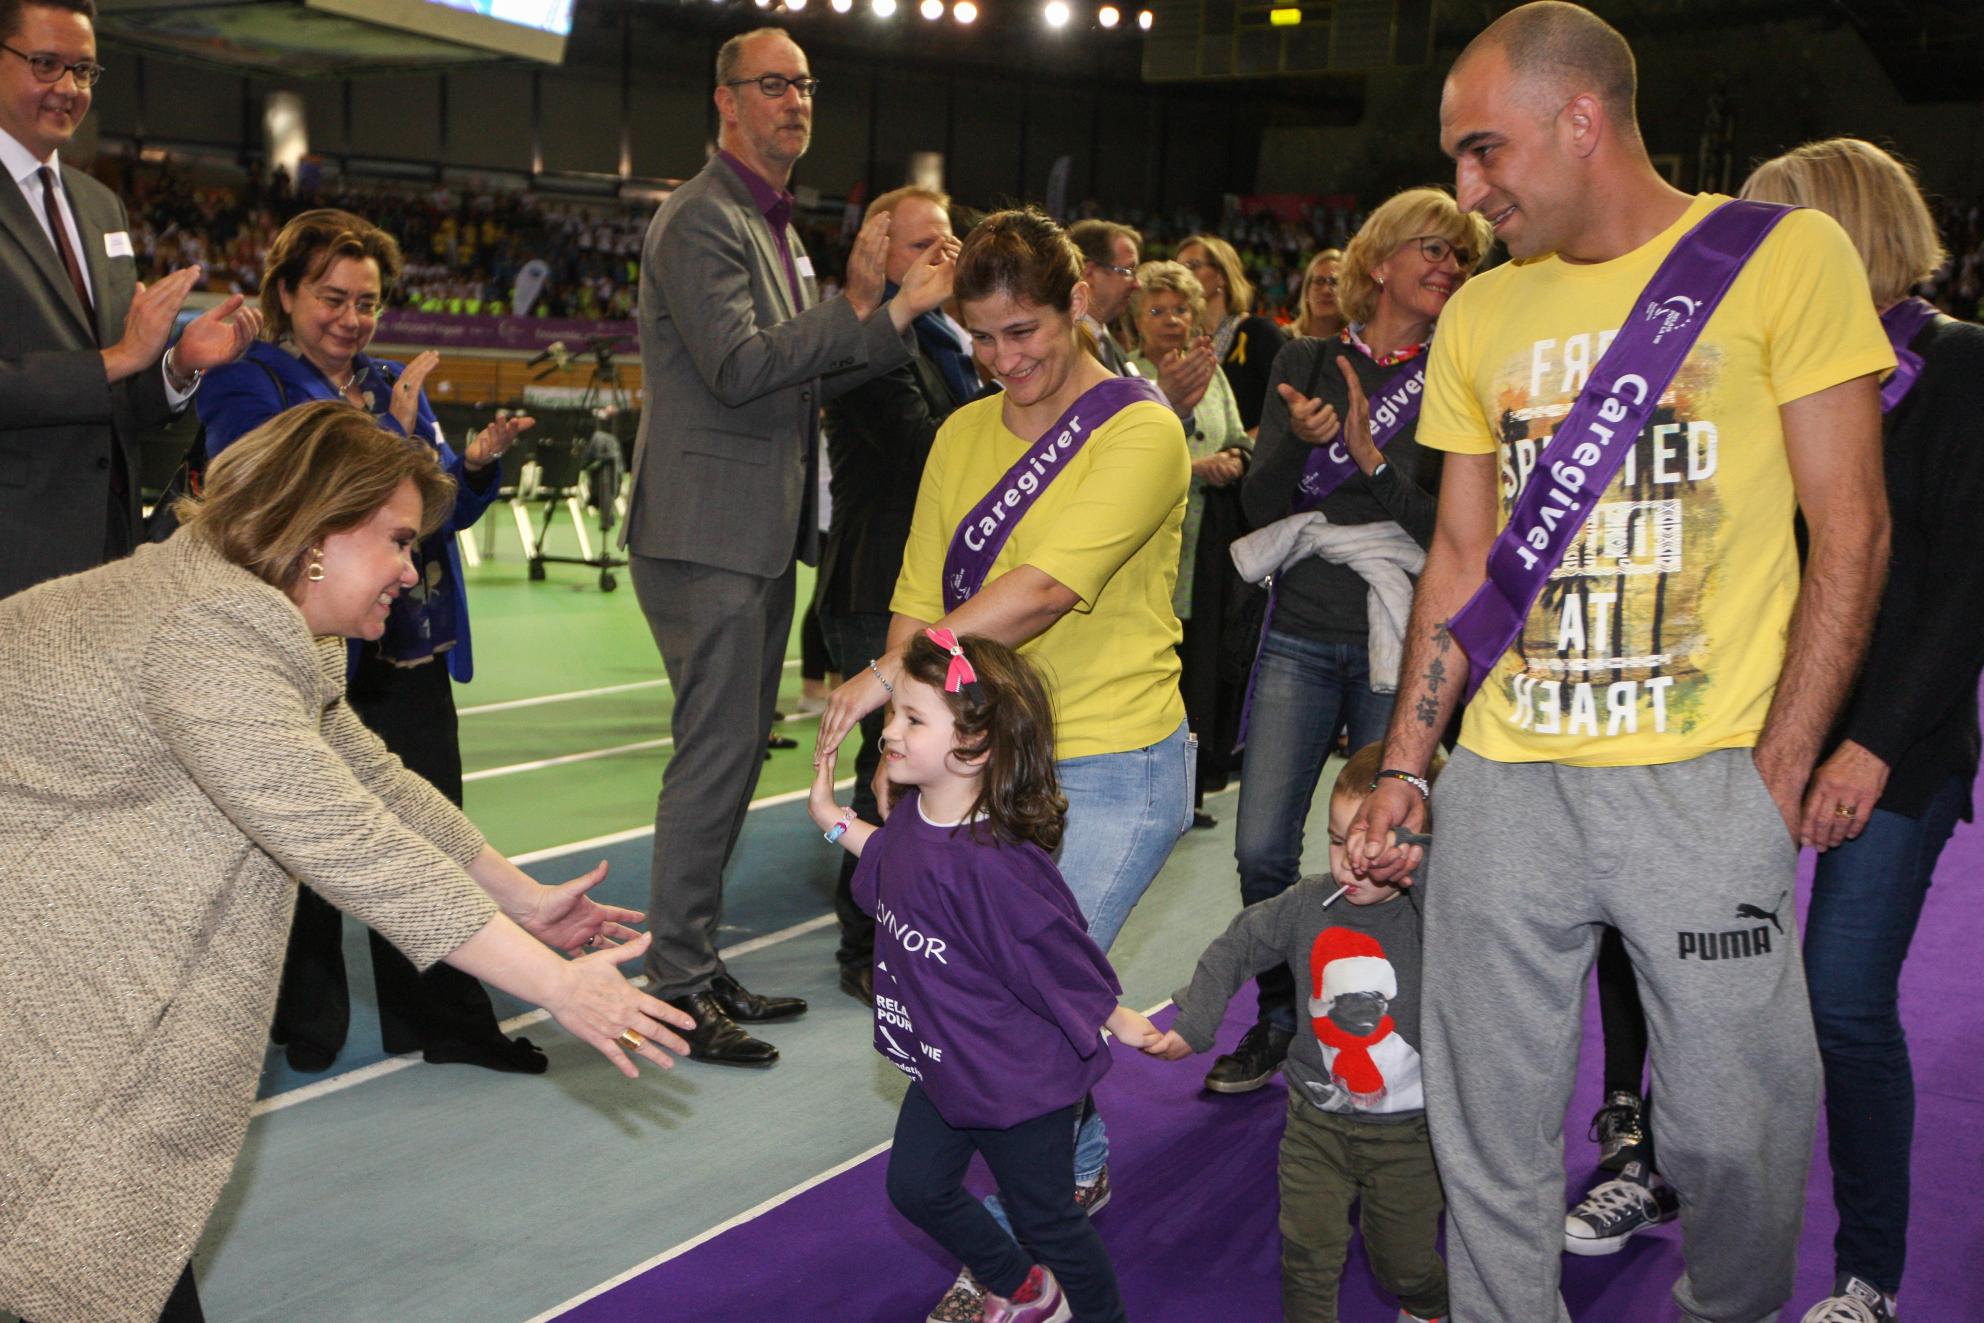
{"left": 1563, "top": 1159, "right": 1678, "bottom": 1256}
{"left": 1799, "top": 1275, "right": 1897, "bottom": 1323}
{"left": 1203, "top": 1021, "right": 1294, "bottom": 1094}
{"left": 1589, "top": 1089, "right": 1648, "bottom": 1171}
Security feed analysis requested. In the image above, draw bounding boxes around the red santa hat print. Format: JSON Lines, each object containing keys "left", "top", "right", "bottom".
{"left": 1308, "top": 927, "right": 1398, "bottom": 1018}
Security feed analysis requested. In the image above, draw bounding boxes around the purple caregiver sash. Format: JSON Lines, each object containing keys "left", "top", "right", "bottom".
{"left": 1448, "top": 200, "right": 1795, "bottom": 700}
{"left": 941, "top": 375, "right": 1166, "bottom": 610}
{"left": 1293, "top": 354, "right": 1428, "bottom": 511}
{"left": 1879, "top": 297, "right": 1938, "bottom": 414}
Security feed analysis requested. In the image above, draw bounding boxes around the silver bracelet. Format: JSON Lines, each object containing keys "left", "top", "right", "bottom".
{"left": 867, "top": 659, "right": 894, "bottom": 696}
{"left": 163, "top": 346, "right": 202, "bottom": 392}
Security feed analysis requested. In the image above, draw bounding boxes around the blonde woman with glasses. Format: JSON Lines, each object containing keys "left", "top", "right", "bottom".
{"left": 1205, "top": 187, "right": 1488, "bottom": 1096}
{"left": 1292, "top": 247, "right": 1347, "bottom": 340}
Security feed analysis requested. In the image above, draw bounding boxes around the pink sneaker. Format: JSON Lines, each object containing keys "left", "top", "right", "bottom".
{"left": 980, "top": 1266, "right": 1072, "bottom": 1323}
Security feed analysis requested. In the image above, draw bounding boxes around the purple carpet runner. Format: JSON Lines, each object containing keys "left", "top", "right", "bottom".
{"left": 562, "top": 808, "right": 1982, "bottom": 1321}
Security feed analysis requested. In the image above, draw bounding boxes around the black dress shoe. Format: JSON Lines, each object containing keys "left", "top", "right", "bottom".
{"left": 1204, "top": 1021, "right": 1295, "bottom": 1094}
{"left": 1191, "top": 810, "right": 1218, "bottom": 830}
{"left": 838, "top": 964, "right": 875, "bottom": 1005}
{"left": 766, "top": 732, "right": 799, "bottom": 750}
{"left": 423, "top": 1034, "right": 549, "bottom": 1075}
{"left": 709, "top": 972, "right": 808, "bottom": 1022}
{"left": 666, "top": 992, "right": 780, "bottom": 1066}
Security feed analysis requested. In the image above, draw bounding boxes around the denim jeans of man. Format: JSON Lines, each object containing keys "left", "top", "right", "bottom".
{"left": 814, "top": 602, "right": 891, "bottom": 971}
{"left": 1805, "top": 772, "right": 1966, "bottom": 1297}
{"left": 1234, "top": 632, "right": 1394, "bottom": 1031}
{"left": 985, "top": 720, "right": 1192, "bottom": 1240}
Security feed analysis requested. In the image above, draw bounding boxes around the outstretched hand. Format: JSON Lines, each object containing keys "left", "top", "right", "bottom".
{"left": 844, "top": 210, "right": 892, "bottom": 320}
{"left": 550, "top": 933, "right": 695, "bottom": 1078}
{"left": 466, "top": 411, "right": 535, "bottom": 469}
{"left": 519, "top": 861, "right": 646, "bottom": 955}
{"left": 173, "top": 290, "right": 263, "bottom": 375}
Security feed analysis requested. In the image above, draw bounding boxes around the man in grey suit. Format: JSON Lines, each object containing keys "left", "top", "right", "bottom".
{"left": 0, "top": 0, "right": 259, "bottom": 601}
{"left": 622, "top": 25, "right": 955, "bottom": 1066}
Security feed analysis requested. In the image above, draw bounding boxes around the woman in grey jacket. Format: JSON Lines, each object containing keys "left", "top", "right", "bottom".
{"left": 0, "top": 402, "right": 692, "bottom": 1323}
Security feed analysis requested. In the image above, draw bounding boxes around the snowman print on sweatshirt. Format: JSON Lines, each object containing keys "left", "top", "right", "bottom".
{"left": 1304, "top": 926, "right": 1423, "bottom": 1114}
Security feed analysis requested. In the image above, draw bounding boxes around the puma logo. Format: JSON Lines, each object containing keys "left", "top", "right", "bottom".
{"left": 1734, "top": 889, "right": 1788, "bottom": 935}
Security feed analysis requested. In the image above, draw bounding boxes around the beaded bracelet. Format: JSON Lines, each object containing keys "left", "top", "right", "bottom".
{"left": 824, "top": 807, "right": 857, "bottom": 844}
{"left": 1372, "top": 768, "right": 1431, "bottom": 801}
{"left": 867, "top": 659, "right": 894, "bottom": 696}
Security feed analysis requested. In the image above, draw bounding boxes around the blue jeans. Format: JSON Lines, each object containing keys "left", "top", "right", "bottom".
{"left": 986, "top": 719, "right": 1191, "bottom": 1238}
{"left": 1234, "top": 633, "right": 1394, "bottom": 1032}
{"left": 1805, "top": 773, "right": 1966, "bottom": 1297}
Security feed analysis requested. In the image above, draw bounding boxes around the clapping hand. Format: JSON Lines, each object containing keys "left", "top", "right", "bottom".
{"left": 1275, "top": 380, "right": 1343, "bottom": 449}
{"left": 844, "top": 209, "right": 892, "bottom": 320}
{"left": 1157, "top": 339, "right": 1215, "bottom": 416}
{"left": 892, "top": 235, "right": 961, "bottom": 327}
{"left": 465, "top": 411, "right": 535, "bottom": 470}
{"left": 173, "top": 290, "right": 263, "bottom": 375}
{"left": 519, "top": 860, "right": 646, "bottom": 956}
{"left": 102, "top": 265, "right": 204, "bottom": 383}
{"left": 1334, "top": 356, "right": 1382, "bottom": 474}
{"left": 1191, "top": 452, "right": 1245, "bottom": 487}
{"left": 390, "top": 350, "right": 441, "bottom": 432}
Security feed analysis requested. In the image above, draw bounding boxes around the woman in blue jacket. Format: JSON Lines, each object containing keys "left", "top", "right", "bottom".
{"left": 198, "top": 208, "right": 537, "bottom": 1075}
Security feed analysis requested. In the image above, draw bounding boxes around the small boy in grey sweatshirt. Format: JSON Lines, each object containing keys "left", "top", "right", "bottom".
{"left": 1146, "top": 743, "right": 1447, "bottom": 1323}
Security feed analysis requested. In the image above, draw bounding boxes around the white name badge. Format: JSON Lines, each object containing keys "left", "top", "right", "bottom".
{"left": 795, "top": 254, "right": 815, "bottom": 279}
{"left": 103, "top": 231, "right": 133, "bottom": 258}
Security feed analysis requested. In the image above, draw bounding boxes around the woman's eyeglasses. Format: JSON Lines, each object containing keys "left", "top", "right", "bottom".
{"left": 1404, "top": 235, "right": 1473, "bottom": 268}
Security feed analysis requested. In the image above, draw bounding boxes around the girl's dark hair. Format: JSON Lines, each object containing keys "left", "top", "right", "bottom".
{"left": 901, "top": 633, "right": 1067, "bottom": 853}
{"left": 953, "top": 207, "right": 1082, "bottom": 313}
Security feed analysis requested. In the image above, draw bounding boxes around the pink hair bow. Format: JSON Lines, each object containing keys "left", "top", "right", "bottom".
{"left": 924, "top": 627, "right": 982, "bottom": 701}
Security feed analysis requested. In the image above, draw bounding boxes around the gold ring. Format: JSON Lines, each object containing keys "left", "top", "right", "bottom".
{"left": 616, "top": 1029, "right": 644, "bottom": 1052}
{"left": 1834, "top": 804, "right": 1857, "bottom": 818}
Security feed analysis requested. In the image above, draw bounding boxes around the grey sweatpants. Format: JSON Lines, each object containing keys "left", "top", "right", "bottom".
{"left": 1422, "top": 747, "right": 1819, "bottom": 1323}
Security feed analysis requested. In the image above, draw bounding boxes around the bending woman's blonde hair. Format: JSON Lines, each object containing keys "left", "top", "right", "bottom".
{"left": 177, "top": 401, "right": 456, "bottom": 592}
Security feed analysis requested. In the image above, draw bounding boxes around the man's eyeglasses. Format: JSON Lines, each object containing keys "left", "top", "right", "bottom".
{"left": 724, "top": 73, "right": 820, "bottom": 100}
{"left": 2, "top": 44, "right": 105, "bottom": 89}
{"left": 1095, "top": 261, "right": 1135, "bottom": 279}
{"left": 1405, "top": 235, "right": 1473, "bottom": 268}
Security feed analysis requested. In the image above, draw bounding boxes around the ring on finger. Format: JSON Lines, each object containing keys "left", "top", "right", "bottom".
{"left": 616, "top": 1029, "right": 644, "bottom": 1052}
{"left": 1833, "top": 804, "right": 1857, "bottom": 819}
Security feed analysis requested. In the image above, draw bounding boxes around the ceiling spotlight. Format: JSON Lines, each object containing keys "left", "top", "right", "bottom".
{"left": 786, "top": 0, "right": 807, "bottom": 10}
{"left": 1045, "top": 0, "right": 1070, "bottom": 25}
{"left": 754, "top": 0, "right": 771, "bottom": 8}
{"left": 832, "top": 0, "right": 852, "bottom": 8}
{"left": 1098, "top": 3, "right": 1119, "bottom": 24}
{"left": 920, "top": 0, "right": 942, "bottom": 16}
{"left": 954, "top": 0, "right": 977, "bottom": 18}
{"left": 873, "top": 0, "right": 896, "bottom": 14}
{"left": 1137, "top": 6, "right": 1152, "bottom": 26}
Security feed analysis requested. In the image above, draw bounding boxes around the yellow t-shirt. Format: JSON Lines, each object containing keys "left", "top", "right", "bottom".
{"left": 892, "top": 392, "right": 1190, "bottom": 760}
{"left": 1418, "top": 194, "right": 1895, "bottom": 767}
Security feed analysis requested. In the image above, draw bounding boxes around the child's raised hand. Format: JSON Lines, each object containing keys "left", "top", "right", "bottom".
{"left": 1104, "top": 1005, "right": 1160, "bottom": 1049}
{"left": 807, "top": 746, "right": 842, "bottom": 832}
{"left": 1144, "top": 1029, "right": 1195, "bottom": 1061}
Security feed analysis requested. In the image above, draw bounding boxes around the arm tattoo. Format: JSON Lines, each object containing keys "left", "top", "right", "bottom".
{"left": 1415, "top": 695, "right": 1440, "bottom": 728}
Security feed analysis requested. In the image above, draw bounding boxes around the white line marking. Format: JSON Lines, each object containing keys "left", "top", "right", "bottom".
{"left": 507, "top": 778, "right": 851, "bottom": 865}
{"left": 526, "top": 993, "right": 1180, "bottom": 1320}
{"left": 523, "top": 1136, "right": 897, "bottom": 1323}
{"left": 461, "top": 712, "right": 819, "bottom": 783}
{"left": 458, "top": 659, "right": 803, "bottom": 717}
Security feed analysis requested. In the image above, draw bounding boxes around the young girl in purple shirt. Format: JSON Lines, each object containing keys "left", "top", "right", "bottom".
{"left": 810, "top": 629, "right": 1160, "bottom": 1323}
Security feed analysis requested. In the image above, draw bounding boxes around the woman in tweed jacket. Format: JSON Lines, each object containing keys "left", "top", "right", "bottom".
{"left": 0, "top": 402, "right": 692, "bottom": 1323}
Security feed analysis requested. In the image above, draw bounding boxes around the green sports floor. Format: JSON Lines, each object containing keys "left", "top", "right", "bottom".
{"left": 68, "top": 517, "right": 1273, "bottom": 1323}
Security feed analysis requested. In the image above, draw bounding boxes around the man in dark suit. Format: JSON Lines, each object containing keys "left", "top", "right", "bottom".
{"left": 0, "top": 0, "right": 259, "bottom": 600}
{"left": 815, "top": 184, "right": 965, "bottom": 1006}
{"left": 1068, "top": 216, "right": 1213, "bottom": 415}
{"left": 620, "top": 25, "right": 955, "bottom": 1066}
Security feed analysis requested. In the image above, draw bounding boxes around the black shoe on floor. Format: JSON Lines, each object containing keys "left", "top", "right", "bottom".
{"left": 423, "top": 1034, "right": 549, "bottom": 1075}
{"left": 1191, "top": 810, "right": 1218, "bottom": 830}
{"left": 838, "top": 964, "right": 875, "bottom": 1005}
{"left": 1203, "top": 1021, "right": 1294, "bottom": 1094}
{"left": 666, "top": 991, "right": 780, "bottom": 1066}
{"left": 285, "top": 1041, "right": 339, "bottom": 1073}
{"left": 709, "top": 972, "right": 808, "bottom": 1022}
{"left": 767, "top": 733, "right": 798, "bottom": 750}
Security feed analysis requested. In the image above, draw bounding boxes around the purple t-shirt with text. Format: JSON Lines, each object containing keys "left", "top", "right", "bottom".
{"left": 851, "top": 793, "right": 1122, "bottom": 1130}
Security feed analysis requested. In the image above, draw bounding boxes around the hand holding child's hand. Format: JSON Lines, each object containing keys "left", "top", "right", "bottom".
{"left": 808, "top": 747, "right": 842, "bottom": 832}
{"left": 1144, "top": 1029, "right": 1195, "bottom": 1061}
{"left": 1104, "top": 1005, "right": 1160, "bottom": 1049}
